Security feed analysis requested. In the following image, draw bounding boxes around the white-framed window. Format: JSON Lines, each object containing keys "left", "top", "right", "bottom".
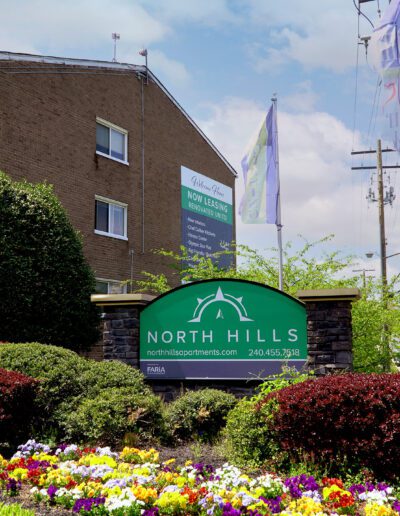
{"left": 95, "top": 195, "right": 128, "bottom": 240}
{"left": 95, "top": 278, "right": 128, "bottom": 294}
{"left": 96, "top": 117, "right": 128, "bottom": 164}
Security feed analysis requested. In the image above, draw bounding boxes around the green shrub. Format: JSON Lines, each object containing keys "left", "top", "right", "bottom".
{"left": 0, "top": 171, "right": 99, "bottom": 350}
{"left": 63, "top": 387, "right": 166, "bottom": 445}
{"left": 166, "top": 389, "right": 237, "bottom": 443}
{"left": 79, "top": 360, "right": 150, "bottom": 398}
{"left": 223, "top": 370, "right": 310, "bottom": 468}
{"left": 224, "top": 398, "right": 281, "bottom": 468}
{"left": 0, "top": 344, "right": 157, "bottom": 443}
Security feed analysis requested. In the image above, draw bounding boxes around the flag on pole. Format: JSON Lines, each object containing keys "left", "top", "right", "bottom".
{"left": 369, "top": 0, "right": 400, "bottom": 150}
{"left": 240, "top": 103, "right": 279, "bottom": 224}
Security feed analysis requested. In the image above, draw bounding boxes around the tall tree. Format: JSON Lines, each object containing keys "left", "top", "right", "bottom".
{"left": 0, "top": 172, "right": 99, "bottom": 350}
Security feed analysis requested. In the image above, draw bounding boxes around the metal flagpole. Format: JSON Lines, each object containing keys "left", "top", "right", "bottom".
{"left": 272, "top": 95, "right": 284, "bottom": 291}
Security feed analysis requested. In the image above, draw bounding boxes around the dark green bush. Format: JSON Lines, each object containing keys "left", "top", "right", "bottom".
{"left": 223, "top": 370, "right": 310, "bottom": 468}
{"left": 224, "top": 398, "right": 281, "bottom": 468}
{"left": 0, "top": 171, "right": 99, "bottom": 350}
{"left": 0, "top": 344, "right": 158, "bottom": 444}
{"left": 166, "top": 389, "right": 237, "bottom": 443}
{"left": 79, "top": 360, "right": 150, "bottom": 398}
{"left": 64, "top": 387, "right": 166, "bottom": 445}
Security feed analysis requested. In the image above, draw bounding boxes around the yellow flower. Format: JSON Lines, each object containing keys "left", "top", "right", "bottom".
{"left": 9, "top": 468, "right": 28, "bottom": 480}
{"left": 117, "top": 463, "right": 132, "bottom": 473}
{"left": 32, "top": 453, "right": 58, "bottom": 464}
{"left": 365, "top": 502, "right": 397, "bottom": 516}
{"left": 79, "top": 454, "right": 117, "bottom": 469}
{"left": 163, "top": 458, "right": 176, "bottom": 466}
{"left": 131, "top": 486, "right": 157, "bottom": 502}
{"left": 287, "top": 497, "right": 325, "bottom": 516}
{"left": 101, "top": 486, "right": 122, "bottom": 497}
{"left": 157, "top": 491, "right": 187, "bottom": 510}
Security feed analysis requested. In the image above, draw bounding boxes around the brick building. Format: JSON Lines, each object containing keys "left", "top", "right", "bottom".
{"left": 0, "top": 51, "right": 236, "bottom": 292}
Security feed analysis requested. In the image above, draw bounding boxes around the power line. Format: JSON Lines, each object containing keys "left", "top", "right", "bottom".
{"left": 353, "top": 0, "right": 375, "bottom": 28}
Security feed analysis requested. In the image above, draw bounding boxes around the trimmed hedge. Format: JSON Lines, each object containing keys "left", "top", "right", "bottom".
{"left": 265, "top": 373, "right": 400, "bottom": 478}
{"left": 0, "top": 171, "right": 99, "bottom": 350}
{"left": 64, "top": 387, "right": 166, "bottom": 446}
{"left": 79, "top": 360, "right": 150, "bottom": 398}
{"left": 0, "top": 368, "right": 38, "bottom": 444}
{"left": 0, "top": 343, "right": 155, "bottom": 443}
{"left": 166, "top": 389, "right": 237, "bottom": 443}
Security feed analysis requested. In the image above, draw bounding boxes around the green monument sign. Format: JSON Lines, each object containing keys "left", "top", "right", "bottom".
{"left": 140, "top": 279, "right": 307, "bottom": 379}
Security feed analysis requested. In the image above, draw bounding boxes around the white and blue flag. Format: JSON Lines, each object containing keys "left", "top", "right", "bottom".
{"left": 240, "top": 103, "right": 279, "bottom": 224}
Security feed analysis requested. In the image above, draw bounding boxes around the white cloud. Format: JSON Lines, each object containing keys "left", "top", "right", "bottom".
{"left": 147, "top": 50, "right": 191, "bottom": 88}
{"left": 138, "top": 0, "right": 238, "bottom": 27}
{"left": 0, "top": 0, "right": 171, "bottom": 57}
{"left": 281, "top": 81, "right": 319, "bottom": 113}
{"left": 246, "top": 0, "right": 364, "bottom": 73}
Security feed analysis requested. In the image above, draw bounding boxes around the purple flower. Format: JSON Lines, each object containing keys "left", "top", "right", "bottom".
{"left": 393, "top": 500, "right": 400, "bottom": 513}
{"left": 349, "top": 484, "right": 367, "bottom": 496}
{"left": 260, "top": 496, "right": 282, "bottom": 514}
{"left": 221, "top": 502, "right": 241, "bottom": 516}
{"left": 72, "top": 497, "right": 105, "bottom": 513}
{"left": 47, "top": 485, "right": 58, "bottom": 499}
{"left": 6, "top": 478, "right": 21, "bottom": 495}
{"left": 28, "top": 460, "right": 52, "bottom": 471}
{"left": 284, "top": 475, "right": 319, "bottom": 498}
{"left": 143, "top": 509, "right": 159, "bottom": 516}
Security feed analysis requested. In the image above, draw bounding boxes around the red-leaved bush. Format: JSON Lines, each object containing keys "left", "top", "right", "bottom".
{"left": 0, "top": 368, "right": 38, "bottom": 444}
{"left": 262, "top": 373, "right": 400, "bottom": 478}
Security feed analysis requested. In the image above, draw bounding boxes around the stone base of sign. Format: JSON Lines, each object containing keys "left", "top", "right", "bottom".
{"left": 296, "top": 288, "right": 360, "bottom": 375}
{"left": 91, "top": 294, "right": 154, "bottom": 367}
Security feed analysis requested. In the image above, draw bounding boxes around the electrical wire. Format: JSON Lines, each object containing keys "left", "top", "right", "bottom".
{"left": 352, "top": 33, "right": 361, "bottom": 150}
{"left": 353, "top": 0, "right": 375, "bottom": 29}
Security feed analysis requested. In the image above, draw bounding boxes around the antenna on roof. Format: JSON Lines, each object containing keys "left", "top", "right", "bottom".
{"left": 112, "top": 33, "right": 120, "bottom": 62}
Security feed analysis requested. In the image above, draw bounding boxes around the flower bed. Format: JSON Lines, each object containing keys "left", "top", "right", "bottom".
{"left": 1, "top": 440, "right": 400, "bottom": 515}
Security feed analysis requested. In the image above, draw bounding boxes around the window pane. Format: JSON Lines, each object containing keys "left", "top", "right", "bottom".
{"left": 96, "top": 123, "right": 109, "bottom": 154}
{"left": 110, "top": 204, "right": 125, "bottom": 236}
{"left": 95, "top": 281, "right": 109, "bottom": 294}
{"left": 110, "top": 129, "right": 125, "bottom": 161}
{"left": 95, "top": 200, "right": 109, "bottom": 232}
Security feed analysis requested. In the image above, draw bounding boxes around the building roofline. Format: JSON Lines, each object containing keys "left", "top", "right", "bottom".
{"left": 0, "top": 50, "right": 237, "bottom": 177}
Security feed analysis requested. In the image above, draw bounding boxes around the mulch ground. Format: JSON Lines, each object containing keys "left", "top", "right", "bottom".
{"left": 0, "top": 443, "right": 228, "bottom": 515}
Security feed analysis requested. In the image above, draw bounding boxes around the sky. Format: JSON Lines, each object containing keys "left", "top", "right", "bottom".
{"left": 1, "top": 0, "right": 399, "bottom": 281}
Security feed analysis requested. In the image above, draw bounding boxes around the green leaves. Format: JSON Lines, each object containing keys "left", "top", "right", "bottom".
{"left": 0, "top": 171, "right": 99, "bottom": 350}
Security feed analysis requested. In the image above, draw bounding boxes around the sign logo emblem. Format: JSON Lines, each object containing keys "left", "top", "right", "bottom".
{"left": 189, "top": 287, "right": 253, "bottom": 323}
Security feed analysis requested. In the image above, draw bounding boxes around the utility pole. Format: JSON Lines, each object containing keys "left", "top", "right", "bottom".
{"left": 351, "top": 141, "right": 396, "bottom": 293}
{"left": 377, "top": 139, "right": 388, "bottom": 294}
{"left": 351, "top": 139, "right": 397, "bottom": 372}
{"left": 352, "top": 268, "right": 375, "bottom": 288}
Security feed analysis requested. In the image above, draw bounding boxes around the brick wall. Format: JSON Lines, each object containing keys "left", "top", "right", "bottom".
{"left": 0, "top": 58, "right": 236, "bottom": 287}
